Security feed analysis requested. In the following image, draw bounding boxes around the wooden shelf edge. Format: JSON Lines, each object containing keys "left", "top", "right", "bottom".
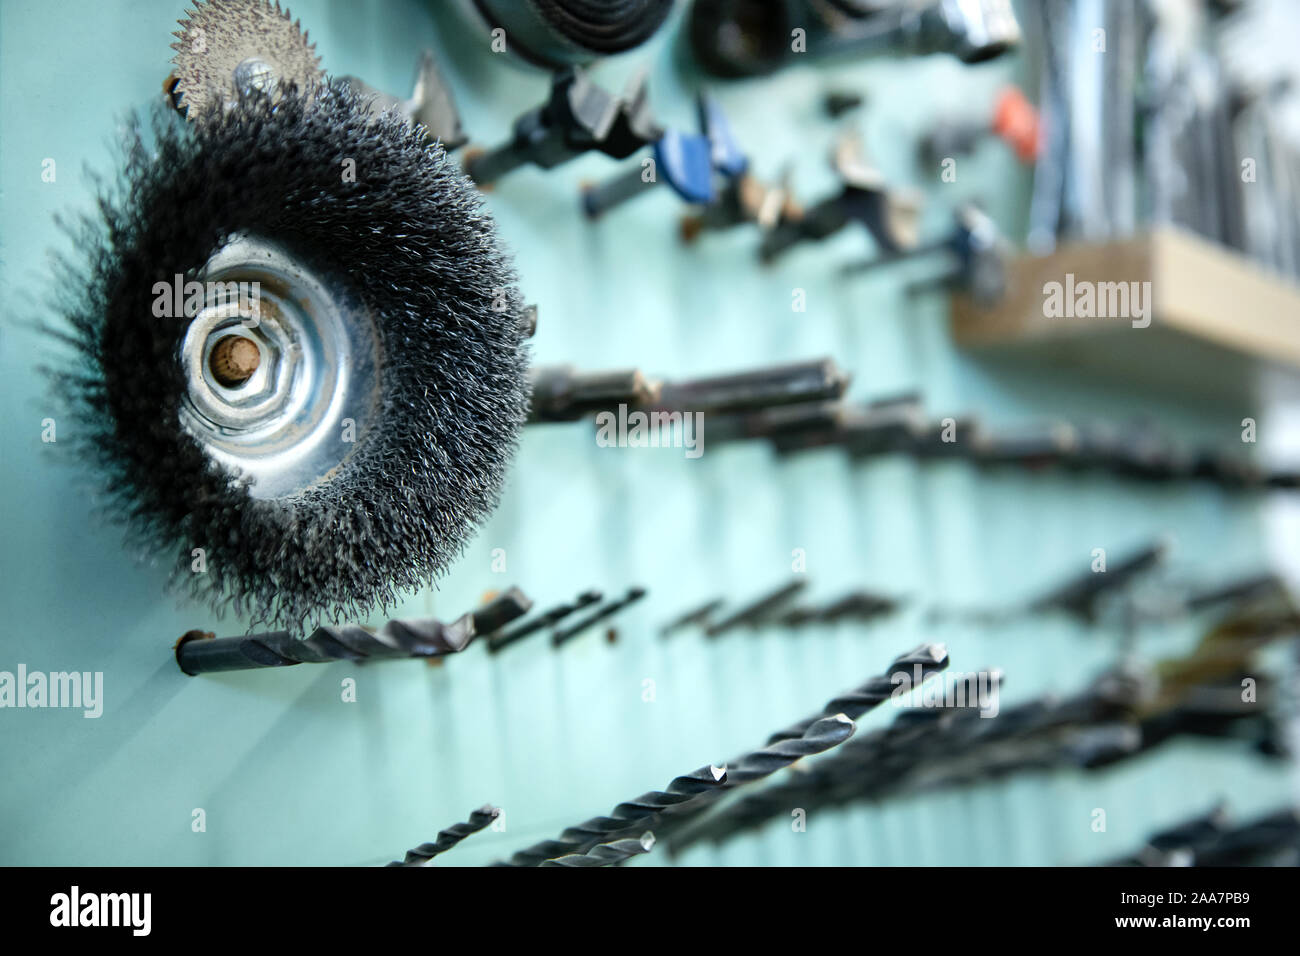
{"left": 951, "top": 227, "right": 1300, "bottom": 372}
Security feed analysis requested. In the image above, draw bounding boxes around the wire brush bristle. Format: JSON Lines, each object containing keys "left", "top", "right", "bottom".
{"left": 47, "top": 83, "right": 530, "bottom": 630}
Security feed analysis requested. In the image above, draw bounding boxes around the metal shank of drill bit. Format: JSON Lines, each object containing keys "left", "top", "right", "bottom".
{"left": 499, "top": 763, "right": 728, "bottom": 867}
{"left": 387, "top": 805, "right": 500, "bottom": 866}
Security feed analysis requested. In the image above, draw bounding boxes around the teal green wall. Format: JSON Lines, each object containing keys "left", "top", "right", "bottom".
{"left": 0, "top": 0, "right": 1291, "bottom": 866}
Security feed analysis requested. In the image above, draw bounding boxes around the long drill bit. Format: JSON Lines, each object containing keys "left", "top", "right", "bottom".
{"left": 539, "top": 832, "right": 656, "bottom": 867}
{"left": 498, "top": 763, "right": 728, "bottom": 867}
{"left": 551, "top": 587, "right": 647, "bottom": 647}
{"left": 765, "top": 642, "right": 949, "bottom": 743}
{"left": 175, "top": 589, "right": 532, "bottom": 674}
{"left": 488, "top": 590, "right": 603, "bottom": 654}
{"left": 387, "top": 805, "right": 500, "bottom": 867}
{"left": 648, "top": 714, "right": 856, "bottom": 846}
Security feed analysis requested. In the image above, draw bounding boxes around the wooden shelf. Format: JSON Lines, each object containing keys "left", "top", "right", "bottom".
{"left": 950, "top": 228, "right": 1300, "bottom": 402}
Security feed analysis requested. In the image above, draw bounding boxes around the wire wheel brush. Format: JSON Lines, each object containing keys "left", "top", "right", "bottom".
{"left": 48, "top": 84, "right": 531, "bottom": 629}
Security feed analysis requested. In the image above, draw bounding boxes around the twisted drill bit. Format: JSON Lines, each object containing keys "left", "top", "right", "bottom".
{"left": 387, "top": 805, "right": 500, "bottom": 867}
{"left": 766, "top": 642, "right": 949, "bottom": 744}
{"left": 539, "top": 832, "right": 656, "bottom": 867}
{"left": 499, "top": 763, "right": 728, "bottom": 867}
{"left": 176, "top": 590, "right": 532, "bottom": 674}
{"left": 651, "top": 714, "right": 856, "bottom": 845}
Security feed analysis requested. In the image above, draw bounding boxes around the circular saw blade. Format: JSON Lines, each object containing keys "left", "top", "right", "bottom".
{"left": 171, "top": 0, "right": 324, "bottom": 123}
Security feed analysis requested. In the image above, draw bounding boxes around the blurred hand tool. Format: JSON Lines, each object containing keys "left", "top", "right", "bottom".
{"left": 842, "top": 204, "right": 1009, "bottom": 305}
{"left": 465, "top": 67, "right": 662, "bottom": 186}
{"left": 760, "top": 133, "right": 923, "bottom": 263}
{"left": 528, "top": 358, "right": 850, "bottom": 423}
{"left": 919, "top": 85, "right": 1042, "bottom": 168}
{"left": 583, "top": 93, "right": 748, "bottom": 219}
{"left": 680, "top": 163, "right": 802, "bottom": 241}
{"left": 387, "top": 805, "right": 500, "bottom": 866}
{"left": 174, "top": 589, "right": 531, "bottom": 675}
{"left": 688, "top": 0, "right": 1021, "bottom": 78}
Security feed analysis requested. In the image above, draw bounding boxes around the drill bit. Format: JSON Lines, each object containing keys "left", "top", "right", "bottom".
{"left": 704, "top": 580, "right": 808, "bottom": 636}
{"left": 650, "top": 715, "right": 856, "bottom": 846}
{"left": 488, "top": 590, "right": 603, "bottom": 654}
{"left": 498, "top": 763, "right": 728, "bottom": 867}
{"left": 765, "top": 643, "right": 949, "bottom": 744}
{"left": 538, "top": 832, "right": 656, "bottom": 867}
{"left": 551, "top": 587, "right": 647, "bottom": 647}
{"left": 175, "top": 617, "right": 473, "bottom": 675}
{"left": 387, "top": 805, "right": 500, "bottom": 867}
{"left": 659, "top": 597, "right": 725, "bottom": 637}
{"left": 528, "top": 359, "right": 849, "bottom": 423}
{"left": 470, "top": 587, "right": 536, "bottom": 637}
{"left": 175, "top": 590, "right": 530, "bottom": 674}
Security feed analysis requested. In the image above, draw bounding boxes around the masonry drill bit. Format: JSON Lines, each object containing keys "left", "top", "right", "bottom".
{"left": 538, "top": 832, "right": 656, "bottom": 867}
{"left": 551, "top": 587, "right": 647, "bottom": 647}
{"left": 488, "top": 590, "right": 603, "bottom": 654}
{"left": 387, "top": 804, "right": 500, "bottom": 867}
{"left": 499, "top": 763, "right": 728, "bottom": 867}
{"left": 766, "top": 643, "right": 949, "bottom": 743}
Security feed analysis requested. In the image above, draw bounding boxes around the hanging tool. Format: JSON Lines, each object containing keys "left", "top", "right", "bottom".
{"left": 919, "top": 85, "right": 1042, "bottom": 169}
{"left": 842, "top": 204, "right": 1009, "bottom": 305}
{"left": 340, "top": 50, "right": 467, "bottom": 149}
{"left": 487, "top": 589, "right": 603, "bottom": 654}
{"left": 464, "top": 0, "right": 674, "bottom": 68}
{"left": 528, "top": 358, "right": 850, "bottom": 423}
{"left": 464, "top": 67, "right": 662, "bottom": 187}
{"left": 679, "top": 163, "right": 802, "bottom": 242}
{"left": 50, "top": 1, "right": 532, "bottom": 631}
{"left": 551, "top": 587, "right": 648, "bottom": 647}
{"left": 174, "top": 589, "right": 531, "bottom": 675}
{"left": 687, "top": 0, "right": 1021, "bottom": 78}
{"left": 760, "top": 133, "right": 923, "bottom": 263}
{"left": 582, "top": 93, "right": 748, "bottom": 219}
{"left": 388, "top": 805, "right": 500, "bottom": 867}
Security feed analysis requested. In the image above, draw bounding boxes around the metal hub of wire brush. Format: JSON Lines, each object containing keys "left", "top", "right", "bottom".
{"left": 178, "top": 236, "right": 379, "bottom": 500}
